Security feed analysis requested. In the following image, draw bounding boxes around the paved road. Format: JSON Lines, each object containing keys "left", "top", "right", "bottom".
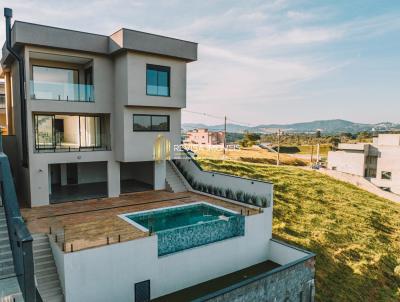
{"left": 316, "top": 168, "right": 400, "bottom": 204}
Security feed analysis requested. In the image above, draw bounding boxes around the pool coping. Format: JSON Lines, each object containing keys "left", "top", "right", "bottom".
{"left": 118, "top": 201, "right": 239, "bottom": 232}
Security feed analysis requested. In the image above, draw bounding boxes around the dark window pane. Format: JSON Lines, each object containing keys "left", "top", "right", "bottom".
{"left": 157, "top": 71, "right": 169, "bottom": 96}
{"left": 152, "top": 116, "right": 169, "bottom": 131}
{"left": 146, "top": 65, "right": 170, "bottom": 96}
{"left": 147, "top": 69, "right": 158, "bottom": 95}
{"left": 133, "top": 115, "right": 151, "bottom": 131}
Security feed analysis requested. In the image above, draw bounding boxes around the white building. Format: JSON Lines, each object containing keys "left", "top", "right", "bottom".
{"left": 0, "top": 9, "right": 315, "bottom": 302}
{"left": 328, "top": 134, "right": 400, "bottom": 194}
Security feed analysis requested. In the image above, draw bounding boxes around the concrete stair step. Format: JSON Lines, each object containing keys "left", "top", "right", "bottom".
{"left": 36, "top": 260, "right": 56, "bottom": 271}
{"left": 33, "top": 241, "right": 50, "bottom": 250}
{"left": 0, "top": 238, "right": 10, "bottom": 246}
{"left": 40, "top": 286, "right": 62, "bottom": 299}
{"left": 38, "top": 279, "right": 61, "bottom": 291}
{"left": 0, "top": 265, "right": 15, "bottom": 277}
{"left": 37, "top": 272, "right": 59, "bottom": 284}
{"left": 33, "top": 236, "right": 49, "bottom": 244}
{"left": 0, "top": 257, "right": 13, "bottom": 266}
{"left": 0, "top": 249, "right": 12, "bottom": 259}
{"left": 45, "top": 295, "right": 64, "bottom": 302}
{"left": 0, "top": 244, "right": 12, "bottom": 254}
{"left": 34, "top": 253, "right": 53, "bottom": 262}
{"left": 34, "top": 248, "right": 52, "bottom": 257}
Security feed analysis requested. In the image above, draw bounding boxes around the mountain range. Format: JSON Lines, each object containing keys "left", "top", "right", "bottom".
{"left": 182, "top": 119, "right": 400, "bottom": 134}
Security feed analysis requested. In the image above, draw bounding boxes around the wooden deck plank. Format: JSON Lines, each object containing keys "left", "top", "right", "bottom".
{"left": 21, "top": 190, "right": 259, "bottom": 253}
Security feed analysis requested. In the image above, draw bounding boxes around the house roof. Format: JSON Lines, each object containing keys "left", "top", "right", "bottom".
{"left": 1, "top": 21, "right": 198, "bottom": 67}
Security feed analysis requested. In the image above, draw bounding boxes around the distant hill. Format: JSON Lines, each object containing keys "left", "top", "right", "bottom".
{"left": 182, "top": 119, "right": 400, "bottom": 134}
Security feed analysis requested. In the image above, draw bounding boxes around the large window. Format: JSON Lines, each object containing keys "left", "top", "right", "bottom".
{"left": 133, "top": 115, "right": 169, "bottom": 132}
{"left": 34, "top": 114, "right": 105, "bottom": 151}
{"left": 146, "top": 64, "right": 170, "bottom": 97}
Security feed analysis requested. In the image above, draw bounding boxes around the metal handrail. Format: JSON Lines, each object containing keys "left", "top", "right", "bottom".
{"left": 0, "top": 135, "right": 38, "bottom": 301}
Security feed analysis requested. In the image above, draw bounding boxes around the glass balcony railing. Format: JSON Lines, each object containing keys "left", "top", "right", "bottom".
{"left": 30, "top": 81, "right": 95, "bottom": 102}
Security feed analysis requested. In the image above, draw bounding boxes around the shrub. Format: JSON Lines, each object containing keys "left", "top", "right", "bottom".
{"left": 235, "top": 191, "right": 244, "bottom": 202}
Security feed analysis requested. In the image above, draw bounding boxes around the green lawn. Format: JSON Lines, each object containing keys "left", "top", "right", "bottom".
{"left": 278, "top": 144, "right": 332, "bottom": 156}
{"left": 198, "top": 159, "right": 400, "bottom": 302}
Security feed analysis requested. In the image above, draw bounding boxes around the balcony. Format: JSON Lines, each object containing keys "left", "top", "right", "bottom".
{"left": 30, "top": 80, "right": 94, "bottom": 102}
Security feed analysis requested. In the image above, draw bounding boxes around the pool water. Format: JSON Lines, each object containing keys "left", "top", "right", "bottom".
{"left": 126, "top": 203, "right": 237, "bottom": 232}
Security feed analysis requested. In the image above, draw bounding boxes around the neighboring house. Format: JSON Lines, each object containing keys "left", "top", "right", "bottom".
{"left": 328, "top": 133, "right": 400, "bottom": 194}
{"left": 0, "top": 9, "right": 315, "bottom": 302}
{"left": 184, "top": 128, "right": 225, "bottom": 145}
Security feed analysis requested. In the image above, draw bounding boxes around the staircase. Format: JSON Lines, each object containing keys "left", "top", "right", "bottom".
{"left": 166, "top": 161, "right": 188, "bottom": 193}
{"left": 32, "top": 234, "right": 64, "bottom": 302}
{"left": 0, "top": 207, "right": 14, "bottom": 280}
{"left": 0, "top": 206, "right": 23, "bottom": 301}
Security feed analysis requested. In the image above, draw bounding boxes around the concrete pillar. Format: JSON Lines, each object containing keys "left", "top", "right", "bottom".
{"left": 154, "top": 160, "right": 166, "bottom": 190}
{"left": 48, "top": 165, "right": 52, "bottom": 195}
{"left": 107, "top": 160, "right": 120, "bottom": 197}
{"left": 30, "top": 164, "right": 50, "bottom": 206}
{"left": 60, "top": 163, "right": 67, "bottom": 186}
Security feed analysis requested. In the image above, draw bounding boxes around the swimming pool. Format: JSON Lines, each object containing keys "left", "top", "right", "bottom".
{"left": 119, "top": 202, "right": 245, "bottom": 256}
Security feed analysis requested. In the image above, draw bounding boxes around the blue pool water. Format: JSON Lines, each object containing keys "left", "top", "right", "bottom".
{"left": 126, "top": 203, "right": 236, "bottom": 232}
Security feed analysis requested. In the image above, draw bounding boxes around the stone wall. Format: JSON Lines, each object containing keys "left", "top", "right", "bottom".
{"left": 207, "top": 257, "right": 315, "bottom": 302}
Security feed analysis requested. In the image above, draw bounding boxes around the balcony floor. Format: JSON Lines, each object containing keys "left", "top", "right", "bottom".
{"left": 21, "top": 190, "right": 260, "bottom": 252}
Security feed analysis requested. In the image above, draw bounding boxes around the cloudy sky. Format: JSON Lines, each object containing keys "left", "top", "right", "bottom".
{"left": 0, "top": 0, "right": 399, "bottom": 125}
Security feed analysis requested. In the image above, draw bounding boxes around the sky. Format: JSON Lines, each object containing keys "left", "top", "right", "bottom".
{"left": 0, "top": 0, "right": 399, "bottom": 126}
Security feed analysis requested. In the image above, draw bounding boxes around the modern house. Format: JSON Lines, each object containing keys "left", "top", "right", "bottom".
{"left": 0, "top": 8, "right": 315, "bottom": 302}
{"left": 328, "top": 133, "right": 400, "bottom": 194}
{"left": 184, "top": 128, "right": 225, "bottom": 146}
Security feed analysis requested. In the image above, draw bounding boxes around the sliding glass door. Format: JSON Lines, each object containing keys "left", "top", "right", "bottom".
{"left": 79, "top": 116, "right": 101, "bottom": 148}
{"left": 34, "top": 115, "right": 55, "bottom": 149}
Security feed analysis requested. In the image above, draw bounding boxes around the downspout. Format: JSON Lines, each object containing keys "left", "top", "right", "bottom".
{"left": 4, "top": 7, "right": 28, "bottom": 167}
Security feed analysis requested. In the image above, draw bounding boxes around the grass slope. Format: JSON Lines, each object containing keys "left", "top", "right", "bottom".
{"left": 198, "top": 159, "right": 400, "bottom": 302}
{"left": 194, "top": 147, "right": 309, "bottom": 166}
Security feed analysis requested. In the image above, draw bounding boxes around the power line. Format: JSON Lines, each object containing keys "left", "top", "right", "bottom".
{"left": 182, "top": 109, "right": 255, "bottom": 127}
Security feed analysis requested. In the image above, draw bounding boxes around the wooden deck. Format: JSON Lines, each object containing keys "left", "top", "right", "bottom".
{"left": 21, "top": 190, "right": 259, "bottom": 253}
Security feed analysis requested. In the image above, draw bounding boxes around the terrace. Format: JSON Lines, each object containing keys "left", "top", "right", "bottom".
{"left": 21, "top": 190, "right": 260, "bottom": 253}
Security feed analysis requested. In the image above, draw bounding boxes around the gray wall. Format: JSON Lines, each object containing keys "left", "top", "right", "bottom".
{"left": 77, "top": 162, "right": 108, "bottom": 184}
{"left": 208, "top": 258, "right": 315, "bottom": 302}
{"left": 120, "top": 161, "right": 154, "bottom": 185}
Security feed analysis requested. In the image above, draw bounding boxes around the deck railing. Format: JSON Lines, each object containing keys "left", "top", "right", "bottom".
{"left": 172, "top": 149, "right": 273, "bottom": 208}
{"left": 49, "top": 219, "right": 149, "bottom": 253}
{"left": 0, "top": 135, "right": 39, "bottom": 301}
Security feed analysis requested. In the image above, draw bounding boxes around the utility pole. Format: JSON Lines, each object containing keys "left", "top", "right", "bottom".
{"left": 316, "top": 143, "right": 320, "bottom": 164}
{"left": 223, "top": 115, "right": 227, "bottom": 155}
{"left": 310, "top": 144, "right": 314, "bottom": 163}
{"left": 277, "top": 129, "right": 281, "bottom": 166}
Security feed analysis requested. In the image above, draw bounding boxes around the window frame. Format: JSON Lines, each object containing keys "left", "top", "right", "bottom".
{"left": 33, "top": 113, "right": 104, "bottom": 151}
{"left": 146, "top": 64, "right": 171, "bottom": 97}
{"left": 132, "top": 114, "right": 170, "bottom": 132}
